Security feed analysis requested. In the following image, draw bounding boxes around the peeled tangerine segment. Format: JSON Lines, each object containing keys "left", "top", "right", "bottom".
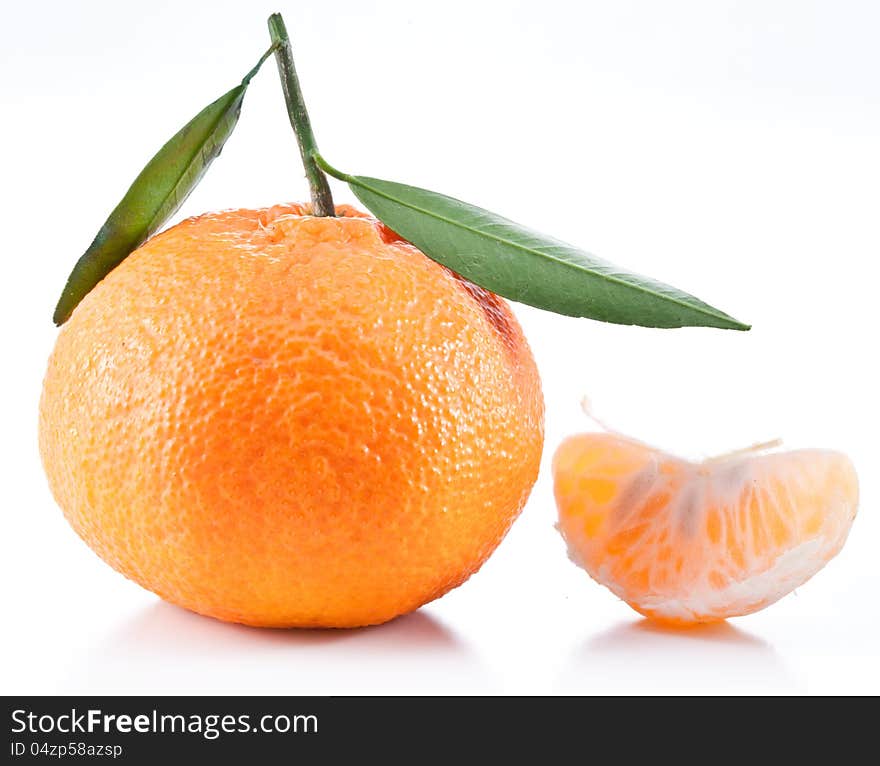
{"left": 553, "top": 432, "right": 859, "bottom": 624}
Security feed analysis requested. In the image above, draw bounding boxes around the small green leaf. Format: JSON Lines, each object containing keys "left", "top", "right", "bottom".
{"left": 52, "top": 47, "right": 276, "bottom": 325}
{"left": 315, "top": 158, "right": 748, "bottom": 330}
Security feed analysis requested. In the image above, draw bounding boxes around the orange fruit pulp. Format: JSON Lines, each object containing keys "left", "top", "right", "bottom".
{"left": 553, "top": 428, "right": 857, "bottom": 624}
{"left": 40, "top": 204, "right": 544, "bottom": 628}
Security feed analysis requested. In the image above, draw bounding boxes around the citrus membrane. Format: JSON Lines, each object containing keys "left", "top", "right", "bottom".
{"left": 553, "top": 418, "right": 858, "bottom": 624}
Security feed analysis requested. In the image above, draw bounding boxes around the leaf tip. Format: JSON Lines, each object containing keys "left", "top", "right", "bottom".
{"left": 52, "top": 296, "right": 70, "bottom": 327}
{"left": 724, "top": 316, "right": 752, "bottom": 331}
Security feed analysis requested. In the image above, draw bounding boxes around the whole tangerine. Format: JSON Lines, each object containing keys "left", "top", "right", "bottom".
{"left": 40, "top": 204, "right": 544, "bottom": 628}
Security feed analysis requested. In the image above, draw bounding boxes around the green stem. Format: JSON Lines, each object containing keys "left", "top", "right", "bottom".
{"left": 267, "top": 13, "right": 335, "bottom": 217}
{"left": 313, "top": 153, "right": 354, "bottom": 183}
{"left": 242, "top": 42, "right": 279, "bottom": 86}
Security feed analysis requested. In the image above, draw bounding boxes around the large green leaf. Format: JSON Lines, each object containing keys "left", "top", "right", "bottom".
{"left": 52, "top": 47, "right": 275, "bottom": 325}
{"left": 316, "top": 159, "right": 748, "bottom": 330}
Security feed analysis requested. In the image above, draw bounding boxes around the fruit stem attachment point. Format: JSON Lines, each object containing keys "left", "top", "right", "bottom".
{"left": 267, "top": 13, "right": 335, "bottom": 217}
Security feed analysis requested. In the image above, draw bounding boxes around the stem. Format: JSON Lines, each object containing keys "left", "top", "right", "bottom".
{"left": 267, "top": 13, "right": 335, "bottom": 217}
{"left": 242, "top": 43, "right": 279, "bottom": 87}
{"left": 313, "top": 153, "right": 354, "bottom": 183}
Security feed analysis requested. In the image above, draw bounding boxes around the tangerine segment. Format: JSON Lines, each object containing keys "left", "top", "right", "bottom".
{"left": 40, "top": 204, "right": 544, "bottom": 628}
{"left": 553, "top": 433, "right": 858, "bottom": 624}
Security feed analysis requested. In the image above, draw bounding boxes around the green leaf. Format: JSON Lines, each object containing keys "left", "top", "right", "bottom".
{"left": 315, "top": 159, "right": 749, "bottom": 330}
{"left": 52, "top": 47, "right": 276, "bottom": 325}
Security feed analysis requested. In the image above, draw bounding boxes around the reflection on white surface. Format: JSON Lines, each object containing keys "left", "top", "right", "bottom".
{"left": 62, "top": 602, "right": 497, "bottom": 695}
{"left": 557, "top": 619, "right": 800, "bottom": 694}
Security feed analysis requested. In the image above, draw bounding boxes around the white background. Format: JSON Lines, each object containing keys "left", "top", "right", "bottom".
{"left": 2, "top": 0, "right": 878, "bottom": 695}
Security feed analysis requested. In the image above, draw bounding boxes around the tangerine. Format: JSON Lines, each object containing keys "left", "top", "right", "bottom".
{"left": 40, "top": 204, "right": 544, "bottom": 628}
{"left": 553, "top": 429, "right": 857, "bottom": 624}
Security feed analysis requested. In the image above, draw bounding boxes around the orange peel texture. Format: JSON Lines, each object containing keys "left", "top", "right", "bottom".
{"left": 40, "top": 204, "right": 544, "bottom": 628}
